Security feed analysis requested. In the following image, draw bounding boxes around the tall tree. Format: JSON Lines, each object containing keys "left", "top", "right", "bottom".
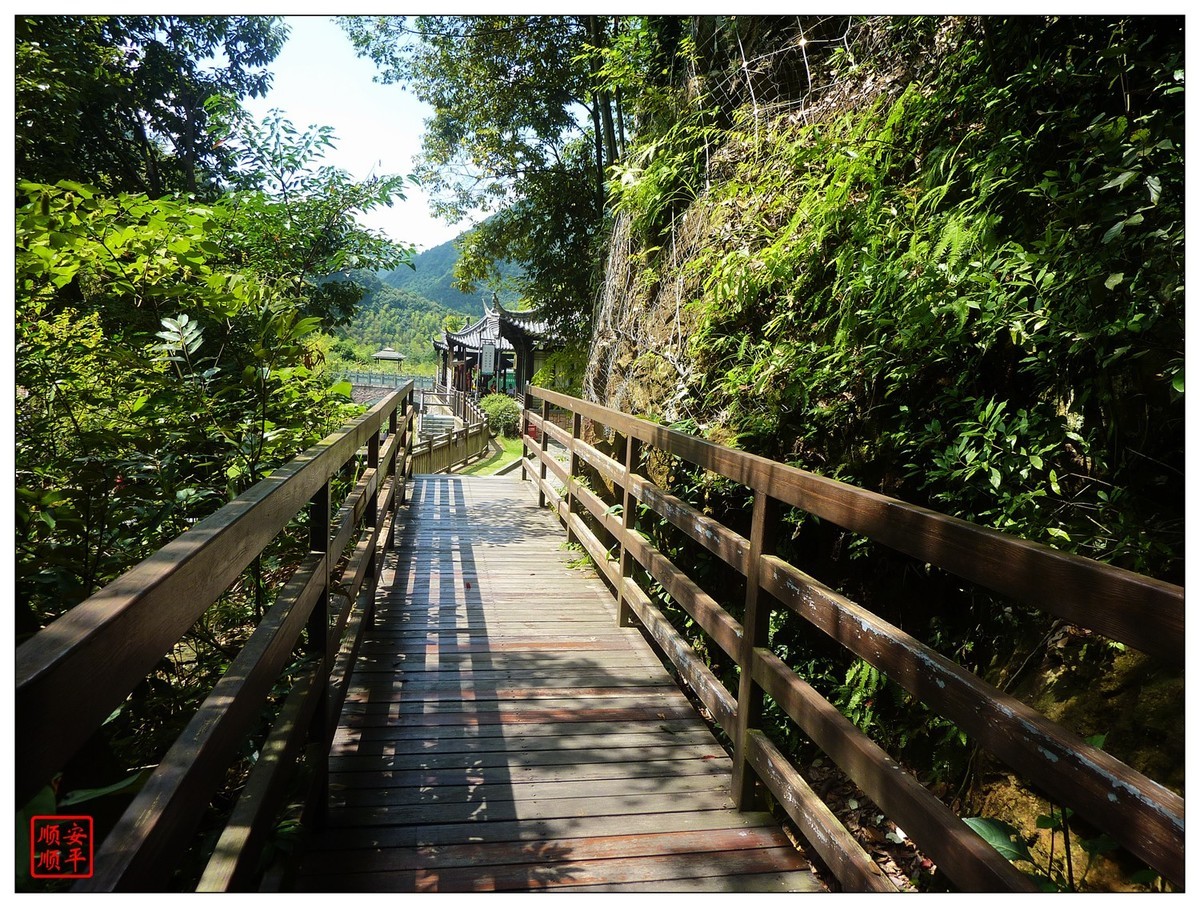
{"left": 212, "top": 106, "right": 412, "bottom": 325}
{"left": 15, "top": 15, "right": 286, "bottom": 197}
{"left": 338, "top": 15, "right": 627, "bottom": 339}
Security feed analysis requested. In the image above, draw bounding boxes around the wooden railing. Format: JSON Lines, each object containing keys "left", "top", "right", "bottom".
{"left": 411, "top": 387, "right": 491, "bottom": 474}
{"left": 410, "top": 422, "right": 491, "bottom": 474}
{"left": 16, "top": 386, "right": 417, "bottom": 891}
{"left": 519, "top": 386, "right": 1185, "bottom": 892}
{"left": 429, "top": 381, "right": 485, "bottom": 423}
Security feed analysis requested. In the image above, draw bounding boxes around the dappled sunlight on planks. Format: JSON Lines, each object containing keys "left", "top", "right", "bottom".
{"left": 295, "top": 475, "right": 822, "bottom": 892}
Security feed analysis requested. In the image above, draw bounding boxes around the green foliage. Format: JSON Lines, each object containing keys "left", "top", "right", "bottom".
{"left": 442, "top": 313, "right": 467, "bottom": 334}
{"left": 13, "top": 24, "right": 417, "bottom": 883}
{"left": 13, "top": 164, "right": 396, "bottom": 883}
{"left": 339, "top": 14, "right": 619, "bottom": 340}
{"left": 212, "top": 106, "right": 412, "bottom": 326}
{"left": 968, "top": 733, "right": 1157, "bottom": 891}
{"left": 15, "top": 15, "right": 287, "bottom": 196}
{"left": 964, "top": 817, "right": 1036, "bottom": 865}
{"left": 531, "top": 343, "right": 590, "bottom": 395}
{"left": 682, "top": 17, "right": 1182, "bottom": 578}
{"left": 15, "top": 102, "right": 408, "bottom": 825}
{"left": 334, "top": 278, "right": 457, "bottom": 368}
{"left": 478, "top": 393, "right": 521, "bottom": 437}
{"left": 611, "top": 94, "right": 723, "bottom": 244}
{"left": 453, "top": 161, "right": 605, "bottom": 342}
{"left": 15, "top": 182, "right": 359, "bottom": 631}
{"left": 603, "top": 18, "right": 1183, "bottom": 856}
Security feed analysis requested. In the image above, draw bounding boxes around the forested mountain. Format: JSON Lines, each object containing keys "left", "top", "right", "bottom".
{"left": 331, "top": 238, "right": 523, "bottom": 368}
{"left": 332, "top": 274, "right": 455, "bottom": 367}
{"left": 378, "top": 234, "right": 523, "bottom": 312}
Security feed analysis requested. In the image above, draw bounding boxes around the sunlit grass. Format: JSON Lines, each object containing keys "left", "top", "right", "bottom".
{"left": 457, "top": 435, "right": 526, "bottom": 476}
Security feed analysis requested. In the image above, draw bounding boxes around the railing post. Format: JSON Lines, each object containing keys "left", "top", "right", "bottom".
{"left": 538, "top": 398, "right": 550, "bottom": 508}
{"left": 306, "top": 479, "right": 331, "bottom": 828}
{"left": 520, "top": 388, "right": 530, "bottom": 484}
{"left": 565, "top": 410, "right": 583, "bottom": 544}
{"left": 732, "top": 490, "right": 779, "bottom": 810}
{"left": 392, "top": 394, "right": 405, "bottom": 506}
{"left": 616, "top": 434, "right": 642, "bottom": 627}
{"left": 366, "top": 425, "right": 380, "bottom": 604}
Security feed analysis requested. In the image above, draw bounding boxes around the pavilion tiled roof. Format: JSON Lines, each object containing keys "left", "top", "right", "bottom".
{"left": 495, "top": 301, "right": 552, "bottom": 342}
{"left": 433, "top": 305, "right": 513, "bottom": 353}
{"left": 433, "top": 300, "right": 553, "bottom": 354}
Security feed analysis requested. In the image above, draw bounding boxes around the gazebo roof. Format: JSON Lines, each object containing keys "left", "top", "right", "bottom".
{"left": 371, "top": 347, "right": 405, "bottom": 362}
{"left": 433, "top": 296, "right": 557, "bottom": 357}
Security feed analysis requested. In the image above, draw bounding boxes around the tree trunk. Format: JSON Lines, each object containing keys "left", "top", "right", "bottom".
{"left": 589, "top": 96, "right": 604, "bottom": 212}
{"left": 587, "top": 17, "right": 618, "bottom": 196}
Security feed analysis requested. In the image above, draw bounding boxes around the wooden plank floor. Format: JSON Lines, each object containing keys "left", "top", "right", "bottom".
{"left": 295, "top": 475, "right": 823, "bottom": 893}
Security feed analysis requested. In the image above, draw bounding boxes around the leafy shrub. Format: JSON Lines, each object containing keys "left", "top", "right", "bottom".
{"left": 682, "top": 17, "right": 1183, "bottom": 579}
{"left": 611, "top": 15, "right": 1183, "bottom": 800}
{"left": 479, "top": 393, "right": 520, "bottom": 437}
{"left": 530, "top": 343, "right": 589, "bottom": 395}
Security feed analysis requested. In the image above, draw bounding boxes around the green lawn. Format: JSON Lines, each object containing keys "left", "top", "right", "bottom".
{"left": 457, "top": 435, "right": 526, "bottom": 476}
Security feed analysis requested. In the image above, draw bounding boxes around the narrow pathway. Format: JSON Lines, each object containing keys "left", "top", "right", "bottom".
{"left": 295, "top": 475, "right": 823, "bottom": 892}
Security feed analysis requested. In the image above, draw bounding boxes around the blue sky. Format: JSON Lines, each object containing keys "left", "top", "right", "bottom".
{"left": 241, "top": 15, "right": 475, "bottom": 251}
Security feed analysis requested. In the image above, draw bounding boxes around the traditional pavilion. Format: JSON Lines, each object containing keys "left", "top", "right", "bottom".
{"left": 434, "top": 298, "right": 555, "bottom": 396}
{"left": 371, "top": 347, "right": 405, "bottom": 371}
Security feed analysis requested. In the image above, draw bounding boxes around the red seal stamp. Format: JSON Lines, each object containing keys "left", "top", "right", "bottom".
{"left": 30, "top": 815, "right": 93, "bottom": 880}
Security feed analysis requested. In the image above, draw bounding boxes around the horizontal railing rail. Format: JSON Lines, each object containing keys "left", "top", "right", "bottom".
{"left": 519, "top": 385, "right": 1184, "bottom": 892}
{"left": 16, "top": 385, "right": 417, "bottom": 891}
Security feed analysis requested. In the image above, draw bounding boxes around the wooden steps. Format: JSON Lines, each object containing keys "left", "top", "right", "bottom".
{"left": 418, "top": 412, "right": 457, "bottom": 439}
{"left": 293, "top": 475, "right": 824, "bottom": 893}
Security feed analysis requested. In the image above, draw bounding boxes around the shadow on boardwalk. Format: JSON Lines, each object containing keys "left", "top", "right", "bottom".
{"left": 294, "top": 476, "right": 822, "bottom": 892}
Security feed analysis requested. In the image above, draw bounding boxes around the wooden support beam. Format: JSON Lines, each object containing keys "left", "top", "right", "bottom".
{"left": 732, "top": 492, "right": 779, "bottom": 809}
{"left": 617, "top": 434, "right": 642, "bottom": 627}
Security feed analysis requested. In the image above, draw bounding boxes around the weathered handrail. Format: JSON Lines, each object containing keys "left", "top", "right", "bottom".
{"left": 16, "top": 385, "right": 416, "bottom": 891}
{"left": 520, "top": 385, "right": 1184, "bottom": 891}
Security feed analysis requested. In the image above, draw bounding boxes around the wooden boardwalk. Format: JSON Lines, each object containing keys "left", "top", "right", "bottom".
{"left": 295, "top": 475, "right": 823, "bottom": 893}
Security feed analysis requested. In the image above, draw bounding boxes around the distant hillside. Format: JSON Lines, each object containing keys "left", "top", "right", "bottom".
{"left": 380, "top": 235, "right": 522, "bottom": 315}
{"left": 335, "top": 230, "right": 524, "bottom": 368}
{"left": 337, "top": 280, "right": 454, "bottom": 367}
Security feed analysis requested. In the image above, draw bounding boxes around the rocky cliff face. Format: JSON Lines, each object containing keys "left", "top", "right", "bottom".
{"left": 584, "top": 208, "right": 703, "bottom": 421}
{"left": 582, "top": 17, "right": 910, "bottom": 428}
